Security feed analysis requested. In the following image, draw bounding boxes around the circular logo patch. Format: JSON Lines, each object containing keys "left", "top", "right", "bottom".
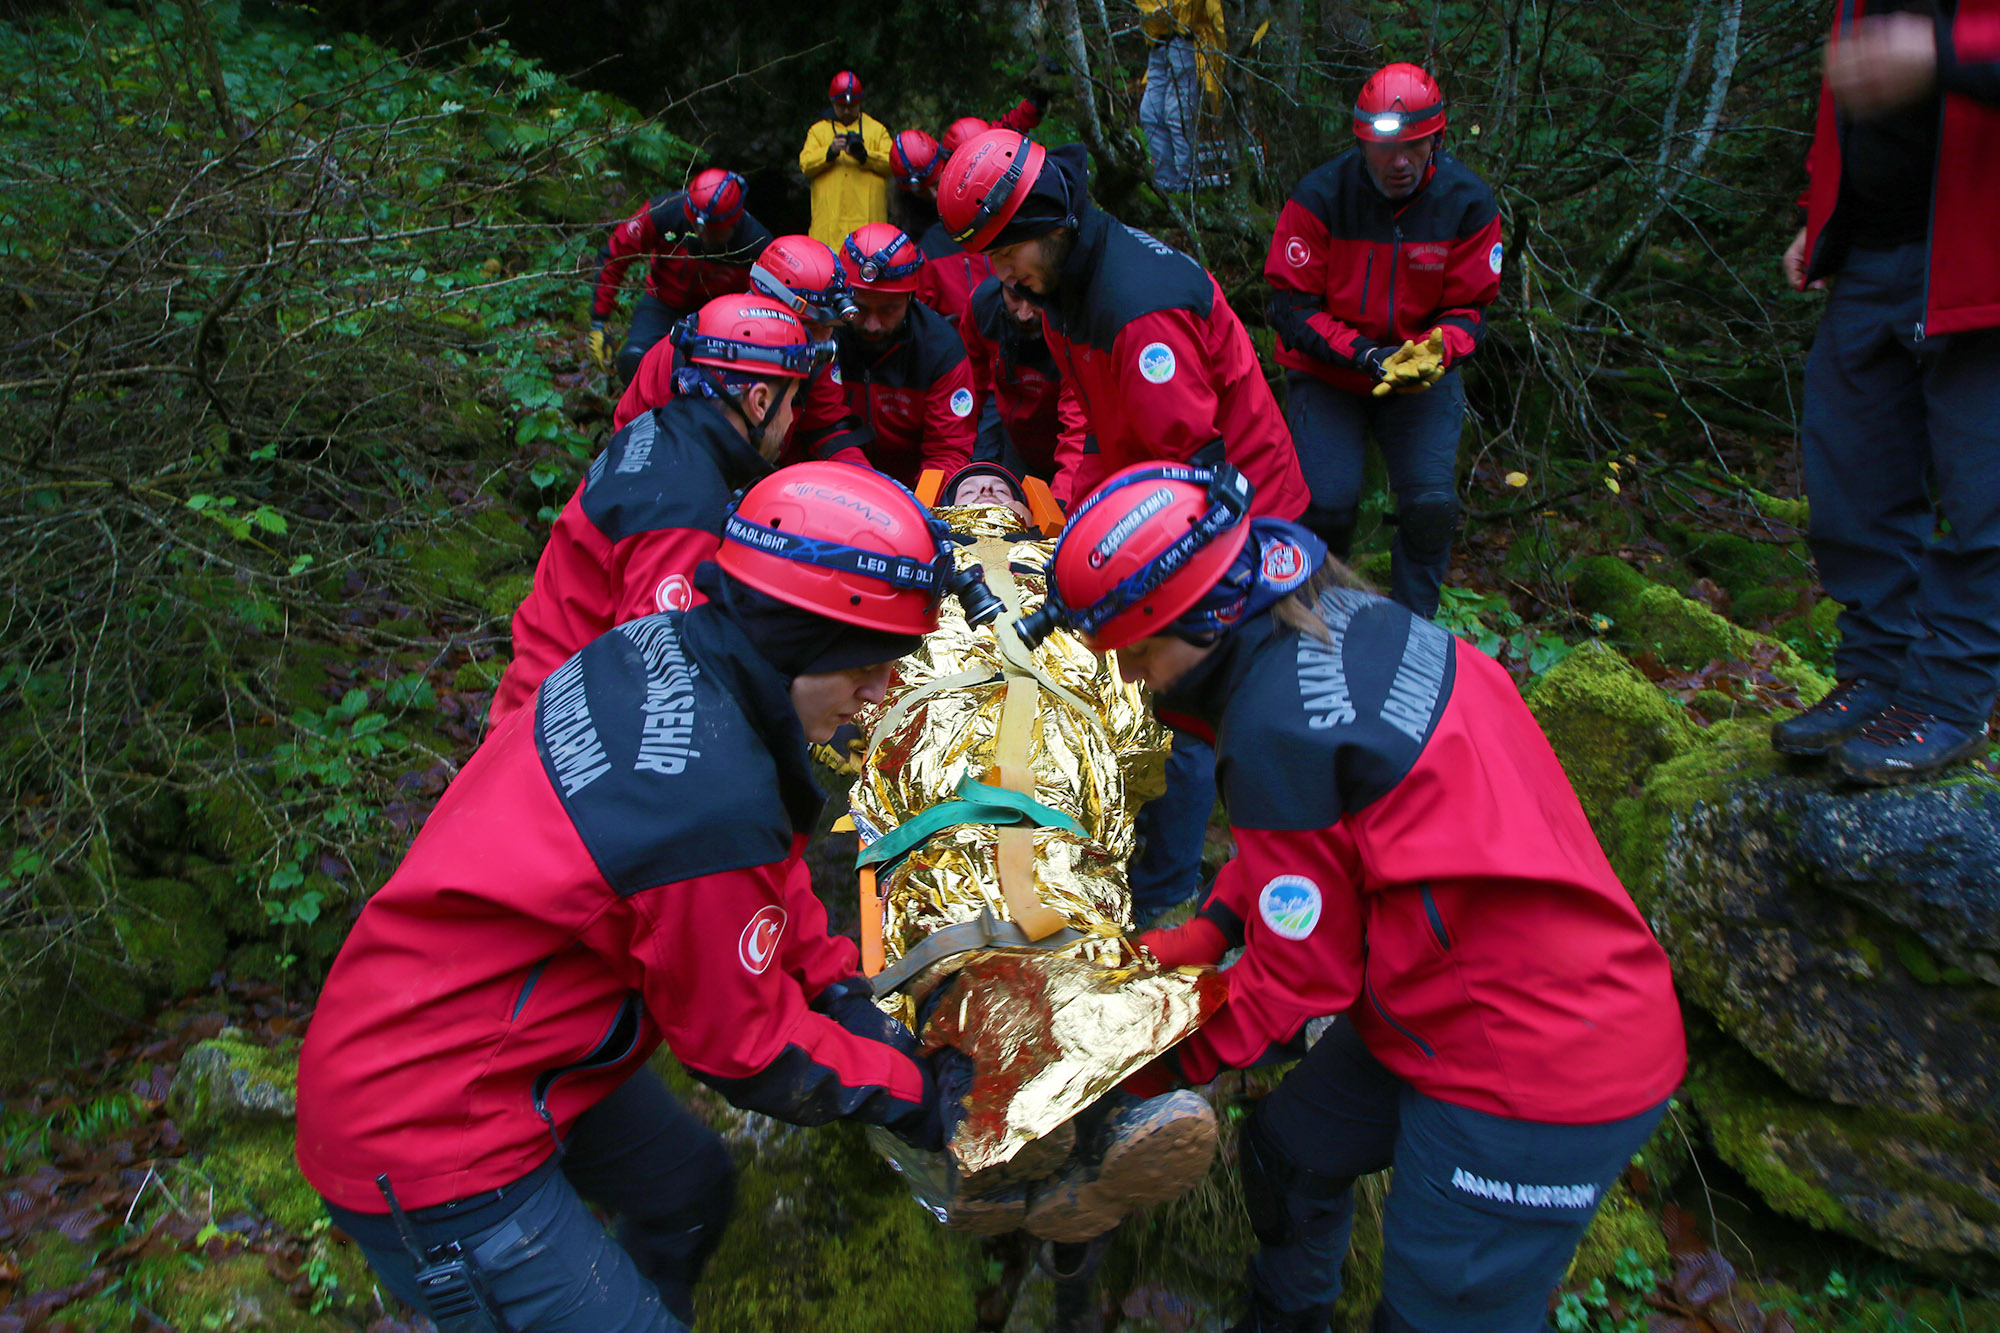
{"left": 829, "top": 362, "right": 844, "bottom": 386}
{"left": 1258, "top": 875, "right": 1322, "bottom": 941}
{"left": 738, "top": 904, "right": 787, "bottom": 974}
{"left": 1285, "top": 237, "right": 1311, "bottom": 269}
{"left": 1488, "top": 241, "right": 1504, "bottom": 275}
{"left": 655, "top": 573, "right": 694, "bottom": 612}
{"left": 1138, "top": 342, "right": 1176, "bottom": 384}
{"left": 950, "top": 386, "right": 974, "bottom": 418}
{"left": 1261, "top": 540, "right": 1305, "bottom": 584}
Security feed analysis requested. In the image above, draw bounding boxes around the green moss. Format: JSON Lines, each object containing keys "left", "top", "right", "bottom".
{"left": 1567, "top": 1182, "right": 1668, "bottom": 1285}
{"left": 204, "top": 1119, "right": 324, "bottom": 1233}
{"left": 16, "top": 1229, "right": 98, "bottom": 1290}
{"left": 187, "top": 774, "right": 280, "bottom": 865}
{"left": 1350, "top": 550, "right": 1393, "bottom": 592}
{"left": 402, "top": 505, "right": 538, "bottom": 618}
{"left": 455, "top": 656, "right": 506, "bottom": 691}
{"left": 116, "top": 877, "right": 228, "bottom": 993}
{"left": 124, "top": 1250, "right": 322, "bottom": 1331}
{"left": 1607, "top": 719, "right": 1789, "bottom": 909}
{"left": 1568, "top": 556, "right": 1832, "bottom": 701}
{"left": 1524, "top": 641, "right": 1699, "bottom": 840}
{"left": 696, "top": 1119, "right": 985, "bottom": 1333}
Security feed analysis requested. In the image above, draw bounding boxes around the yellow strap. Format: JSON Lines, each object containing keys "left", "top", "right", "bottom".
{"left": 915, "top": 468, "right": 945, "bottom": 507}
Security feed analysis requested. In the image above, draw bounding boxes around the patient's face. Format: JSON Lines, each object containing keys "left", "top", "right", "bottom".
{"left": 951, "top": 475, "right": 1032, "bottom": 524}
{"left": 1111, "top": 634, "right": 1213, "bottom": 694}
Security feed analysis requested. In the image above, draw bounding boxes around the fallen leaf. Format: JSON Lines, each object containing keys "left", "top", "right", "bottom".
{"left": 1671, "top": 1248, "right": 1737, "bottom": 1307}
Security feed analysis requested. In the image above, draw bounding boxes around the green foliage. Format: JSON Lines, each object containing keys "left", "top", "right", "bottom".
{"left": 1437, "top": 587, "right": 1576, "bottom": 679}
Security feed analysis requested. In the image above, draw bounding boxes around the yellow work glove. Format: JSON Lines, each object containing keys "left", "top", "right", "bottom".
{"left": 1370, "top": 327, "right": 1447, "bottom": 397}
{"left": 586, "top": 321, "right": 612, "bottom": 371}
{"left": 810, "top": 724, "right": 867, "bottom": 777}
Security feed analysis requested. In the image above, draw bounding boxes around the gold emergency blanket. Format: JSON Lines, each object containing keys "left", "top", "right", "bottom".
{"left": 849, "top": 506, "right": 1225, "bottom": 1177}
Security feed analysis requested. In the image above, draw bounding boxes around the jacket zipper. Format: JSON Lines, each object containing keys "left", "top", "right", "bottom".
{"left": 1359, "top": 250, "right": 1376, "bottom": 322}
{"left": 1419, "top": 883, "right": 1451, "bottom": 952}
{"left": 1916, "top": 41, "right": 1945, "bottom": 343}
{"left": 530, "top": 992, "right": 644, "bottom": 1135}
{"left": 1388, "top": 224, "right": 1402, "bottom": 336}
{"left": 1366, "top": 977, "right": 1435, "bottom": 1058}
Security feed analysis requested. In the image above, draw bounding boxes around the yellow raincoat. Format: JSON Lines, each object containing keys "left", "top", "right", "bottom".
{"left": 799, "top": 111, "right": 893, "bottom": 248}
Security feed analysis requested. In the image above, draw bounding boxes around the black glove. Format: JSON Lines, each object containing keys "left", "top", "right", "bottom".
{"left": 826, "top": 142, "right": 842, "bottom": 163}
{"left": 891, "top": 1046, "right": 974, "bottom": 1153}
{"left": 1027, "top": 86, "right": 1051, "bottom": 115}
{"left": 844, "top": 134, "right": 867, "bottom": 162}
{"left": 814, "top": 975, "right": 918, "bottom": 1058}
{"left": 1356, "top": 342, "right": 1394, "bottom": 382}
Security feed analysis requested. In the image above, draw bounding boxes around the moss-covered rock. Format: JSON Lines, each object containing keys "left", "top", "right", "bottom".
{"left": 1568, "top": 555, "right": 1831, "bottom": 701}
{"left": 1688, "top": 1037, "right": 2000, "bottom": 1287}
{"left": 402, "top": 505, "right": 539, "bottom": 619}
{"left": 1524, "top": 640, "right": 1700, "bottom": 839}
{"left": 1658, "top": 522, "right": 1813, "bottom": 625}
{"left": 121, "top": 1249, "right": 324, "bottom": 1331}
{"left": 1567, "top": 1182, "right": 1668, "bottom": 1286}
{"left": 116, "top": 876, "right": 228, "bottom": 993}
{"left": 168, "top": 1038, "right": 322, "bottom": 1234}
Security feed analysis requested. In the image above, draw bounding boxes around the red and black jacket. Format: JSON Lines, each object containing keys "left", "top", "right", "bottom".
{"left": 1264, "top": 150, "right": 1502, "bottom": 395}
{"left": 962, "top": 275, "right": 1061, "bottom": 478}
{"left": 1041, "top": 163, "right": 1309, "bottom": 519}
{"left": 914, "top": 220, "right": 993, "bottom": 329}
{"left": 488, "top": 397, "right": 772, "bottom": 730}
{"left": 1800, "top": 0, "right": 2000, "bottom": 335}
{"left": 591, "top": 191, "right": 774, "bottom": 320}
{"left": 812, "top": 299, "right": 975, "bottom": 486}
{"left": 298, "top": 607, "right": 927, "bottom": 1212}
{"left": 1155, "top": 591, "right": 1685, "bottom": 1124}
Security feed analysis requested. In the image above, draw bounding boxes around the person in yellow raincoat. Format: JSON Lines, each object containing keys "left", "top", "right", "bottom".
{"left": 1135, "top": 0, "right": 1225, "bottom": 192}
{"left": 799, "top": 70, "right": 894, "bottom": 247}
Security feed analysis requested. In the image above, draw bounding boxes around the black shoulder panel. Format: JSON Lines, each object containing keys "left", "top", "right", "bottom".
{"left": 906, "top": 299, "right": 970, "bottom": 376}
{"left": 534, "top": 613, "right": 793, "bottom": 893}
{"left": 578, "top": 403, "right": 735, "bottom": 544}
{"left": 1064, "top": 222, "right": 1215, "bottom": 352}
{"left": 1215, "top": 591, "right": 1458, "bottom": 830}
{"left": 968, "top": 275, "right": 1006, "bottom": 338}
{"left": 1425, "top": 154, "right": 1500, "bottom": 235}
{"left": 1291, "top": 152, "right": 1395, "bottom": 245}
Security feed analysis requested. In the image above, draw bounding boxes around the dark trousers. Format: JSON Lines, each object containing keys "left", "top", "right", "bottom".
{"left": 329, "top": 1067, "right": 735, "bottom": 1332}
{"left": 1246, "top": 1021, "right": 1668, "bottom": 1332}
{"left": 1802, "top": 242, "right": 2000, "bottom": 724}
{"left": 1283, "top": 369, "right": 1466, "bottom": 620}
{"left": 617, "top": 293, "right": 688, "bottom": 386}
{"left": 1127, "top": 732, "right": 1216, "bottom": 927}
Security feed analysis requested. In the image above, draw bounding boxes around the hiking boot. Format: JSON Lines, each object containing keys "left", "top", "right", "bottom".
{"left": 1831, "top": 707, "right": 1990, "bottom": 785}
{"left": 1770, "top": 679, "right": 1893, "bottom": 756}
{"left": 1041, "top": 1235, "right": 1110, "bottom": 1333}
{"left": 1021, "top": 1090, "right": 1218, "bottom": 1242}
{"left": 943, "top": 1181, "right": 1027, "bottom": 1234}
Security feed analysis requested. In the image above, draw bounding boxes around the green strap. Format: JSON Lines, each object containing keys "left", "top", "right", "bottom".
{"left": 856, "top": 771, "right": 1085, "bottom": 870}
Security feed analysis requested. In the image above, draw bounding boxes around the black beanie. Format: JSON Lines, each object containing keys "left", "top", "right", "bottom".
{"left": 984, "top": 144, "right": 1086, "bottom": 250}
{"left": 697, "top": 563, "right": 923, "bottom": 678}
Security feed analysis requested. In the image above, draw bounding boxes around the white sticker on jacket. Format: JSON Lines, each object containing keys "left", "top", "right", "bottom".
{"left": 950, "top": 387, "right": 974, "bottom": 417}
{"left": 1488, "top": 241, "right": 1504, "bottom": 275}
{"left": 829, "top": 362, "right": 844, "bottom": 386}
{"left": 1138, "top": 342, "right": 1177, "bottom": 384}
{"left": 739, "top": 904, "right": 787, "bottom": 974}
{"left": 1258, "top": 875, "right": 1322, "bottom": 941}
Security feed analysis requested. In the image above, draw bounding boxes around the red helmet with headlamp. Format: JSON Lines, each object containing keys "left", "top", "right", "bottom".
{"left": 891, "top": 129, "right": 942, "bottom": 193}
{"left": 683, "top": 168, "right": 748, "bottom": 231}
{"left": 829, "top": 71, "right": 863, "bottom": 106}
{"left": 1352, "top": 63, "right": 1446, "bottom": 142}
{"left": 840, "top": 222, "right": 924, "bottom": 293}
{"left": 934, "top": 129, "right": 1049, "bottom": 254}
{"left": 750, "top": 234, "right": 858, "bottom": 326}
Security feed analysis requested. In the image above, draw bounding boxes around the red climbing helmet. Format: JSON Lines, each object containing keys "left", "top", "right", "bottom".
{"left": 674, "top": 294, "right": 832, "bottom": 383}
{"left": 750, "top": 234, "right": 859, "bottom": 326}
{"left": 683, "top": 168, "right": 748, "bottom": 231}
{"left": 940, "top": 116, "right": 991, "bottom": 157}
{"left": 891, "top": 129, "right": 942, "bottom": 193}
{"left": 1353, "top": 63, "right": 1446, "bottom": 142}
{"left": 720, "top": 462, "right": 954, "bottom": 635}
{"left": 841, "top": 222, "right": 924, "bottom": 292}
{"left": 1041, "top": 462, "right": 1254, "bottom": 650}
{"left": 936, "top": 128, "right": 1047, "bottom": 253}
{"left": 829, "top": 70, "right": 863, "bottom": 106}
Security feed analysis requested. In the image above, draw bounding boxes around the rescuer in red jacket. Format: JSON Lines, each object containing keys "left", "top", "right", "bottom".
{"left": 890, "top": 129, "right": 993, "bottom": 330}
{"left": 1263, "top": 63, "right": 1501, "bottom": 620}
{"left": 960, "top": 274, "right": 1062, "bottom": 479}
{"left": 936, "top": 128, "right": 1310, "bottom": 522}
{"left": 611, "top": 233, "right": 859, "bottom": 443}
{"left": 1015, "top": 462, "right": 1685, "bottom": 1333}
{"left": 589, "top": 168, "right": 774, "bottom": 384}
{"left": 297, "top": 463, "right": 989, "bottom": 1332}
{"left": 1768, "top": 0, "right": 2000, "bottom": 783}
{"left": 488, "top": 295, "right": 835, "bottom": 732}
{"left": 811, "top": 222, "right": 976, "bottom": 484}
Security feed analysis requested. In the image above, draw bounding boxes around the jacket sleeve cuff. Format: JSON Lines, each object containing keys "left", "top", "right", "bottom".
{"left": 1937, "top": 19, "right": 2000, "bottom": 103}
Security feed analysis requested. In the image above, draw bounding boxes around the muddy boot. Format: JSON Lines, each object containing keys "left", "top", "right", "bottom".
{"left": 1022, "top": 1090, "right": 1218, "bottom": 1242}
{"left": 1042, "top": 1234, "right": 1110, "bottom": 1333}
